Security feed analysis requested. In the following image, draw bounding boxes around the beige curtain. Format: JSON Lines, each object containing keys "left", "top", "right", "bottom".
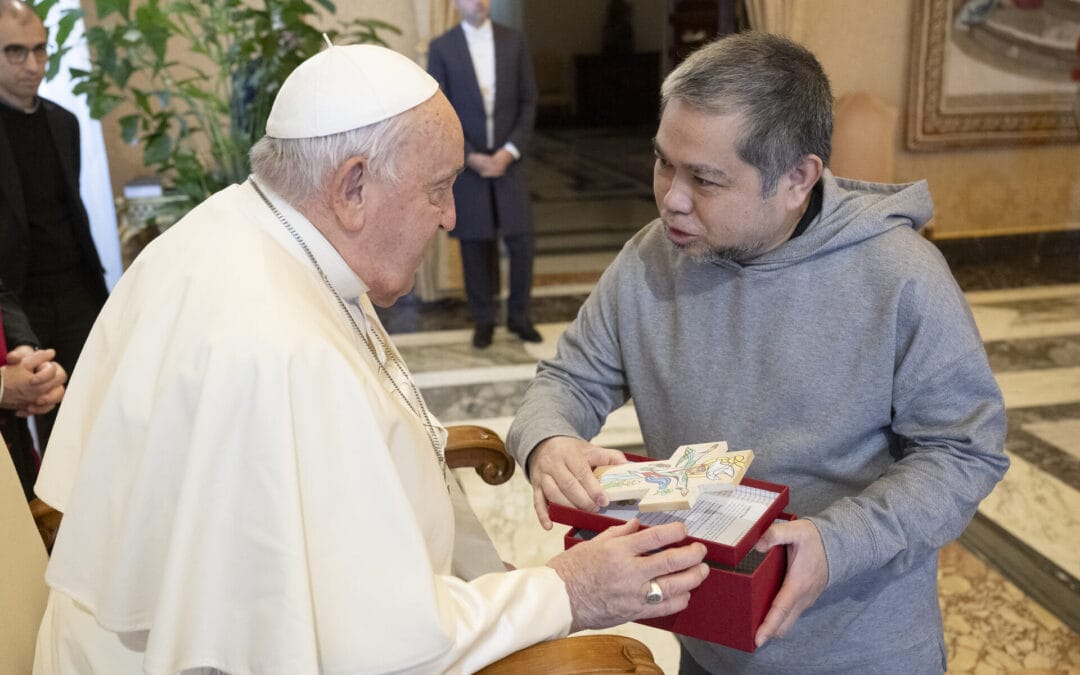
{"left": 412, "top": 0, "right": 464, "bottom": 301}
{"left": 745, "top": 0, "right": 806, "bottom": 41}
{"left": 412, "top": 0, "right": 459, "bottom": 66}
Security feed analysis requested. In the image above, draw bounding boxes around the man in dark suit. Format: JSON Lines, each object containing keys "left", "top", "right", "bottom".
{"left": 0, "top": 0, "right": 107, "bottom": 447}
{"left": 428, "top": 0, "right": 540, "bottom": 348}
{"left": 1, "top": 275, "right": 67, "bottom": 499}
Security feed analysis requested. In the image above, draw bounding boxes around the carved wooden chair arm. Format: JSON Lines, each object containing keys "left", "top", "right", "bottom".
{"left": 29, "top": 497, "right": 61, "bottom": 554}
{"left": 445, "top": 424, "right": 515, "bottom": 485}
{"left": 476, "top": 634, "right": 662, "bottom": 674}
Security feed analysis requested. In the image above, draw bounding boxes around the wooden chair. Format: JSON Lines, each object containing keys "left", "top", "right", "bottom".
{"left": 831, "top": 91, "right": 897, "bottom": 184}
{"left": 0, "top": 448, "right": 49, "bottom": 673}
{"left": 445, "top": 426, "right": 663, "bottom": 674}
{"left": 17, "top": 425, "right": 661, "bottom": 674}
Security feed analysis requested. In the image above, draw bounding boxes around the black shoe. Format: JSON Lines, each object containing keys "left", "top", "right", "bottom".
{"left": 472, "top": 324, "right": 494, "bottom": 348}
{"left": 507, "top": 320, "right": 542, "bottom": 343}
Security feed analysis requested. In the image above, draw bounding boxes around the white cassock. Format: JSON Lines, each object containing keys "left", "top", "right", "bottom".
{"left": 32, "top": 180, "right": 571, "bottom": 675}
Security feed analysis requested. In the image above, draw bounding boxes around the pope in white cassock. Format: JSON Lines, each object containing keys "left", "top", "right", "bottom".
{"left": 30, "top": 44, "right": 710, "bottom": 674}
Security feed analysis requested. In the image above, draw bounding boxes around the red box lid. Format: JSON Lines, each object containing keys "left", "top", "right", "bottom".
{"left": 548, "top": 452, "right": 790, "bottom": 567}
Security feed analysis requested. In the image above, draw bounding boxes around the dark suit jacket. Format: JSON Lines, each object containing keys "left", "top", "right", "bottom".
{"left": 0, "top": 274, "right": 41, "bottom": 501}
{"left": 428, "top": 23, "right": 537, "bottom": 240}
{"left": 0, "top": 97, "right": 108, "bottom": 302}
{"left": 0, "top": 276, "right": 39, "bottom": 350}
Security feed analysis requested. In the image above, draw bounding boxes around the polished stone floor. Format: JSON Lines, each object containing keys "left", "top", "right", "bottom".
{"left": 379, "top": 128, "right": 1080, "bottom": 673}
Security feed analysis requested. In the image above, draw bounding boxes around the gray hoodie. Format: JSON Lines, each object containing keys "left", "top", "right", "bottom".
{"left": 509, "top": 170, "right": 1008, "bottom": 673}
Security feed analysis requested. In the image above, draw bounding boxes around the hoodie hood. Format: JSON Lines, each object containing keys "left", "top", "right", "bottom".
{"left": 724, "top": 169, "right": 934, "bottom": 272}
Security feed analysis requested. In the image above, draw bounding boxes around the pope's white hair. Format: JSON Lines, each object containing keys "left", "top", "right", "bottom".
{"left": 249, "top": 110, "right": 415, "bottom": 206}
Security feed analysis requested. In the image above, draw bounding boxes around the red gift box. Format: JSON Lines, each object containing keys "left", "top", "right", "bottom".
{"left": 549, "top": 453, "right": 795, "bottom": 652}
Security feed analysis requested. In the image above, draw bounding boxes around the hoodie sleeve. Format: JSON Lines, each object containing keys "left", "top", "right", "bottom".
{"left": 508, "top": 256, "right": 630, "bottom": 469}
{"left": 806, "top": 263, "right": 1009, "bottom": 588}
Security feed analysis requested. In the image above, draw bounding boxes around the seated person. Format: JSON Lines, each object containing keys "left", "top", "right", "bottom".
{"left": 30, "top": 44, "right": 710, "bottom": 674}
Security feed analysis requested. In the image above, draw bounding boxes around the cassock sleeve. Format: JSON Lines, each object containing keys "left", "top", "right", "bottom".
{"left": 0, "top": 275, "right": 40, "bottom": 348}
{"left": 288, "top": 344, "right": 572, "bottom": 673}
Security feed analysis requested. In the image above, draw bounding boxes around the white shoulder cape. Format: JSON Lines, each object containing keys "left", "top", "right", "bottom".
{"left": 35, "top": 183, "right": 570, "bottom": 674}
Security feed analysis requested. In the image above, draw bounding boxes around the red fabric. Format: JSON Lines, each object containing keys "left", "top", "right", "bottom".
{"left": 0, "top": 313, "right": 7, "bottom": 365}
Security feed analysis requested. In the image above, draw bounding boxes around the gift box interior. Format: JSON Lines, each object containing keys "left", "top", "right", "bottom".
{"left": 549, "top": 453, "right": 795, "bottom": 652}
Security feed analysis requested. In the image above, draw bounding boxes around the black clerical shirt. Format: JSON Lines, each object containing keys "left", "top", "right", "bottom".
{"left": 788, "top": 179, "right": 824, "bottom": 241}
{"left": 0, "top": 99, "right": 83, "bottom": 278}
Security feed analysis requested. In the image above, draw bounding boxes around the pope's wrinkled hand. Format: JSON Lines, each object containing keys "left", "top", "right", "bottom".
{"left": 527, "top": 435, "right": 627, "bottom": 529}
{"left": 547, "top": 519, "right": 710, "bottom": 632}
{"left": 752, "top": 519, "right": 828, "bottom": 647}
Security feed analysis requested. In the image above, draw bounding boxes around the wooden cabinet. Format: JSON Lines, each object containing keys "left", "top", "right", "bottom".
{"left": 574, "top": 51, "right": 661, "bottom": 126}
{"left": 669, "top": 0, "right": 742, "bottom": 65}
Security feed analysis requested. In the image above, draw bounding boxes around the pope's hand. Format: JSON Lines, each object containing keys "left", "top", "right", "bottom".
{"left": 547, "top": 519, "right": 709, "bottom": 632}
{"left": 527, "top": 435, "right": 626, "bottom": 530}
{"left": 752, "top": 519, "right": 828, "bottom": 647}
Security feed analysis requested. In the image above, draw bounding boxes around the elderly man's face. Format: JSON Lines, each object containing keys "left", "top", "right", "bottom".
{"left": 0, "top": 6, "right": 47, "bottom": 110}
{"left": 359, "top": 94, "right": 463, "bottom": 307}
{"left": 455, "top": 0, "right": 490, "bottom": 27}
{"left": 652, "top": 100, "right": 801, "bottom": 263}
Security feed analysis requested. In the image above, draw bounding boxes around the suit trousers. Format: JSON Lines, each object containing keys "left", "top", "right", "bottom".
{"left": 21, "top": 270, "right": 104, "bottom": 451}
{"left": 459, "top": 234, "right": 534, "bottom": 327}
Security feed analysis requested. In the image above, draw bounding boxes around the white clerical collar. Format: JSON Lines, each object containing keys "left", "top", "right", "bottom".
{"left": 0, "top": 95, "right": 39, "bottom": 114}
{"left": 246, "top": 176, "right": 370, "bottom": 304}
{"left": 461, "top": 18, "right": 492, "bottom": 37}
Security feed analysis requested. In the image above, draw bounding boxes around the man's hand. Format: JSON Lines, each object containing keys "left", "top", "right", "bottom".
{"left": 465, "top": 152, "right": 493, "bottom": 176}
{"left": 485, "top": 148, "right": 514, "bottom": 177}
{"left": 752, "top": 519, "right": 828, "bottom": 647}
{"left": 466, "top": 150, "right": 514, "bottom": 178}
{"left": 527, "top": 436, "right": 627, "bottom": 530}
{"left": 1, "top": 348, "right": 67, "bottom": 416}
{"left": 547, "top": 519, "right": 710, "bottom": 632}
{"left": 5, "top": 345, "right": 36, "bottom": 365}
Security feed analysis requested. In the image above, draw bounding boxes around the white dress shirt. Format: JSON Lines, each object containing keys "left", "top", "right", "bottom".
{"left": 461, "top": 19, "right": 520, "bottom": 159}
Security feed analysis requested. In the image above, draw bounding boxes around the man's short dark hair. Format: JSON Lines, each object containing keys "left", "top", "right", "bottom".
{"left": 660, "top": 31, "right": 833, "bottom": 197}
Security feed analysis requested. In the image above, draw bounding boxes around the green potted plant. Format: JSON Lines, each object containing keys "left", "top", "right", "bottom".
{"left": 52, "top": 0, "right": 399, "bottom": 217}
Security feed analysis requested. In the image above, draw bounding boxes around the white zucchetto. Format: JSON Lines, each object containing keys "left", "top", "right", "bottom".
{"left": 265, "top": 44, "right": 439, "bottom": 139}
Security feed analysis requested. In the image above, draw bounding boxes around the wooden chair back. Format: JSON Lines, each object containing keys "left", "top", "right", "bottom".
{"left": 0, "top": 450, "right": 49, "bottom": 673}
{"left": 14, "top": 426, "right": 662, "bottom": 674}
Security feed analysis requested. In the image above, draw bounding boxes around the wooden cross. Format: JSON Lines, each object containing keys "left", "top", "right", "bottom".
{"left": 594, "top": 441, "right": 755, "bottom": 512}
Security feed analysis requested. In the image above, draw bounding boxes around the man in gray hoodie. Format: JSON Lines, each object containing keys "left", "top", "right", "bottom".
{"left": 507, "top": 32, "right": 1008, "bottom": 674}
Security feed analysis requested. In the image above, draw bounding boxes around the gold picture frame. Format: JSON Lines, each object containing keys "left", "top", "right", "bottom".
{"left": 906, "top": 0, "right": 1079, "bottom": 150}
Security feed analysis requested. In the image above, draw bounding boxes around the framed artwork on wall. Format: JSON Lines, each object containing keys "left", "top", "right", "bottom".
{"left": 906, "top": 0, "right": 1080, "bottom": 150}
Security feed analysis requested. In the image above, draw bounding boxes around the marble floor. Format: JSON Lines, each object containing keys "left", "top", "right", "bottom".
{"left": 379, "top": 128, "right": 1080, "bottom": 673}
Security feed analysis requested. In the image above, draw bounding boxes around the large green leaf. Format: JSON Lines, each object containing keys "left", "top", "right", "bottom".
{"left": 132, "top": 90, "right": 152, "bottom": 116}
{"left": 95, "top": 0, "right": 131, "bottom": 20}
{"left": 51, "top": 0, "right": 398, "bottom": 204}
{"left": 143, "top": 133, "right": 173, "bottom": 167}
{"left": 31, "top": 0, "right": 60, "bottom": 22}
{"left": 89, "top": 92, "right": 123, "bottom": 118}
{"left": 118, "top": 114, "right": 140, "bottom": 144}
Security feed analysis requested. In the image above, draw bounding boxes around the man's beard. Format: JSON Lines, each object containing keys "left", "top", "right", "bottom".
{"left": 670, "top": 239, "right": 763, "bottom": 264}
{"left": 662, "top": 216, "right": 766, "bottom": 264}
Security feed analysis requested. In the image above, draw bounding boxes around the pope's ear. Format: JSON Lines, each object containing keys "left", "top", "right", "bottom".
{"left": 330, "top": 156, "right": 368, "bottom": 232}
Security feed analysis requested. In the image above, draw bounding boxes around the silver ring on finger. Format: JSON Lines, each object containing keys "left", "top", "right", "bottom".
{"left": 645, "top": 580, "right": 663, "bottom": 604}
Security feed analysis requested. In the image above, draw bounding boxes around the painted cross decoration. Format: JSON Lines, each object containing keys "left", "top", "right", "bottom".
{"left": 594, "top": 441, "right": 755, "bottom": 512}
